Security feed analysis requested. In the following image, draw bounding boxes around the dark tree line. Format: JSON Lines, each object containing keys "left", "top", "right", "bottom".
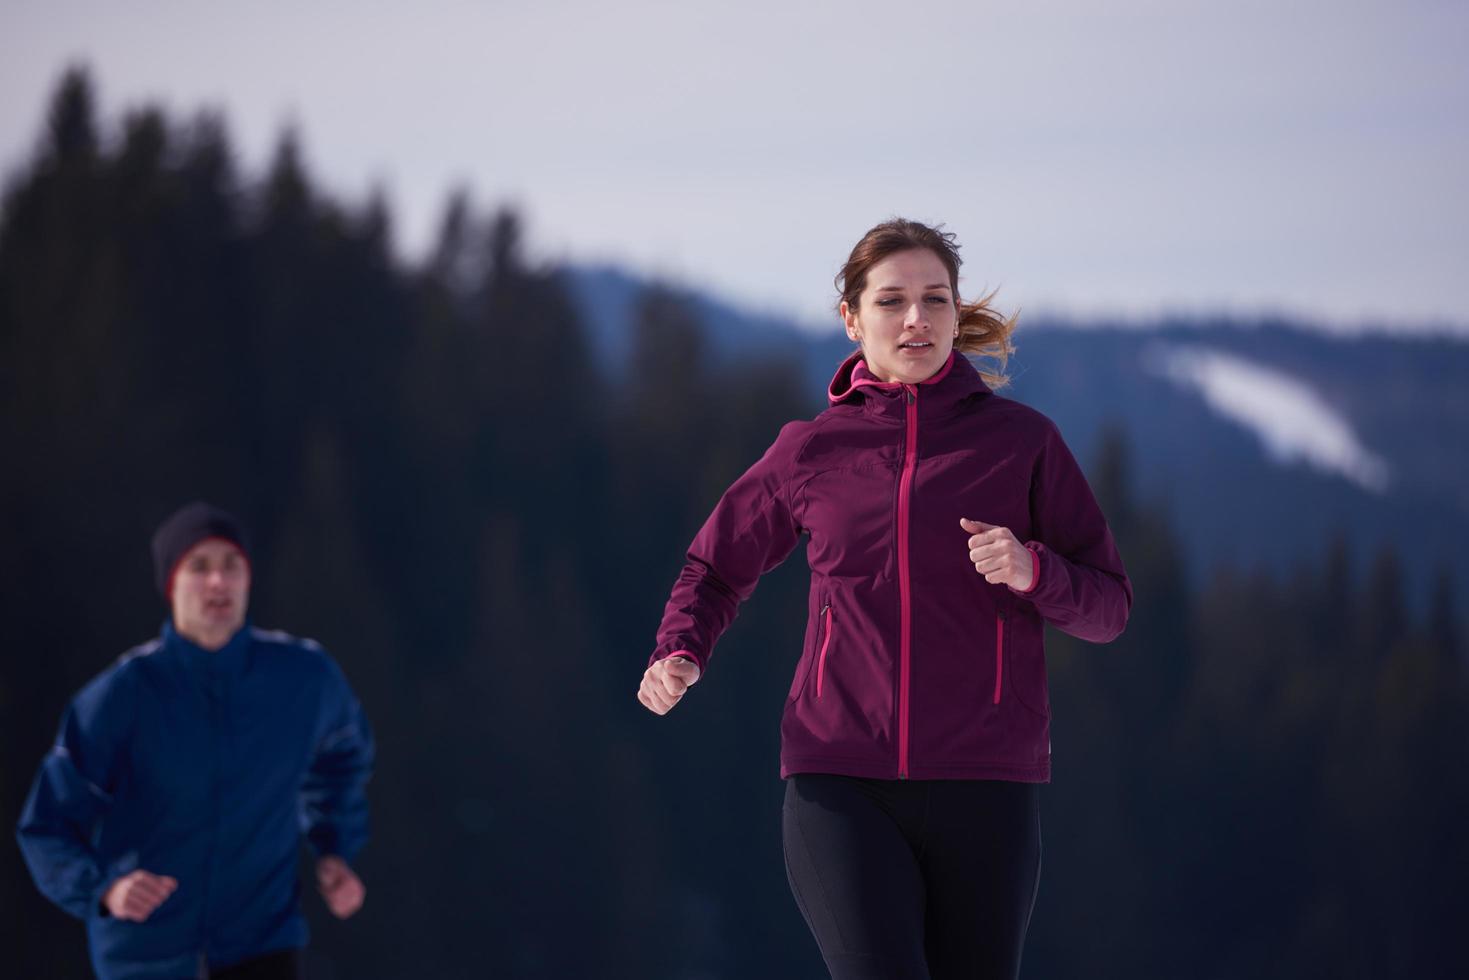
{"left": 1, "top": 70, "right": 1463, "bottom": 978}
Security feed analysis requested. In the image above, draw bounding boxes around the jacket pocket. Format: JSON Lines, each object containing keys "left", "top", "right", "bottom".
{"left": 787, "top": 595, "right": 826, "bottom": 702}
{"left": 993, "top": 608, "right": 1006, "bottom": 705}
{"left": 815, "top": 603, "right": 834, "bottom": 699}
{"left": 1004, "top": 604, "right": 1049, "bottom": 717}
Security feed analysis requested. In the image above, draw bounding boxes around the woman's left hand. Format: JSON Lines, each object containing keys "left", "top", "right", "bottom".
{"left": 960, "top": 518, "right": 1034, "bottom": 592}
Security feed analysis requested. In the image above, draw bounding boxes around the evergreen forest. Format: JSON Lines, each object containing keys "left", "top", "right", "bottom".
{"left": 2, "top": 71, "right": 1464, "bottom": 979}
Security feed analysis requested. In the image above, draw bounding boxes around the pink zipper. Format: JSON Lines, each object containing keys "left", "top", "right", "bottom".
{"left": 815, "top": 604, "right": 833, "bottom": 698}
{"left": 897, "top": 385, "right": 919, "bottom": 778}
{"left": 993, "top": 609, "right": 1006, "bottom": 704}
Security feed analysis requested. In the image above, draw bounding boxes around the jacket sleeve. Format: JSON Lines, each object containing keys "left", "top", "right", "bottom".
{"left": 15, "top": 667, "right": 135, "bottom": 919}
{"left": 650, "top": 422, "right": 807, "bottom": 673}
{"left": 299, "top": 657, "right": 375, "bottom": 864}
{"left": 1010, "top": 421, "right": 1133, "bottom": 642}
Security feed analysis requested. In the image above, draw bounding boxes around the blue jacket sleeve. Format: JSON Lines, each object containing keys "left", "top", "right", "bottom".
{"left": 15, "top": 666, "right": 135, "bottom": 919}
{"left": 299, "top": 658, "right": 374, "bottom": 864}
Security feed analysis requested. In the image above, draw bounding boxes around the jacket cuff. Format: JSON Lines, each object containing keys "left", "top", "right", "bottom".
{"left": 1009, "top": 543, "right": 1043, "bottom": 596}
{"left": 91, "top": 847, "right": 140, "bottom": 919}
{"left": 649, "top": 648, "right": 704, "bottom": 674}
{"left": 318, "top": 843, "right": 364, "bottom": 864}
{"left": 93, "top": 880, "right": 110, "bottom": 918}
{"left": 309, "top": 826, "right": 368, "bottom": 864}
{"left": 91, "top": 868, "right": 120, "bottom": 919}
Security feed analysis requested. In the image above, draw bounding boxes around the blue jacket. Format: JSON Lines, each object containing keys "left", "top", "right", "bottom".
{"left": 16, "top": 620, "right": 374, "bottom": 980}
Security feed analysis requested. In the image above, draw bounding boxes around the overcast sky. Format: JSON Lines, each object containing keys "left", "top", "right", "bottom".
{"left": 3, "top": 0, "right": 1466, "bottom": 333}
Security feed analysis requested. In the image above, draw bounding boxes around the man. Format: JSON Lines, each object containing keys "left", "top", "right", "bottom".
{"left": 17, "top": 502, "right": 374, "bottom": 979}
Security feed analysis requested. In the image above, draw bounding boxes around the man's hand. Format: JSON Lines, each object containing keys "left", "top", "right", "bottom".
{"left": 102, "top": 869, "right": 178, "bottom": 922}
{"left": 316, "top": 855, "right": 365, "bottom": 919}
{"left": 961, "top": 518, "right": 1035, "bottom": 592}
{"left": 638, "top": 656, "right": 702, "bottom": 715}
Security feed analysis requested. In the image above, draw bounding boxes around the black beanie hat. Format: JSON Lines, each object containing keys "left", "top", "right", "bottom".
{"left": 150, "top": 502, "right": 252, "bottom": 599}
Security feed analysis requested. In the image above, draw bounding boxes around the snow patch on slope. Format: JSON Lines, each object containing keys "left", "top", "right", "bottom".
{"left": 1145, "top": 344, "right": 1391, "bottom": 494}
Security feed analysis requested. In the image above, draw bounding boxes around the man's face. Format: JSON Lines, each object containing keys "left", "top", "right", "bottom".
{"left": 170, "top": 538, "right": 250, "bottom": 647}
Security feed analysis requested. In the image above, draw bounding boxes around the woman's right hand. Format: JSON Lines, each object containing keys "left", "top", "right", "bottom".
{"left": 638, "top": 656, "right": 702, "bottom": 715}
{"left": 102, "top": 869, "right": 178, "bottom": 921}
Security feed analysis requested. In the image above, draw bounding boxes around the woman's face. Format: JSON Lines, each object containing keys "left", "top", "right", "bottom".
{"left": 841, "top": 248, "right": 958, "bottom": 384}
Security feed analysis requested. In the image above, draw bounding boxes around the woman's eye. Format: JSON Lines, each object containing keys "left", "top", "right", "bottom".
{"left": 876, "top": 297, "right": 901, "bottom": 307}
{"left": 926, "top": 296, "right": 949, "bottom": 305}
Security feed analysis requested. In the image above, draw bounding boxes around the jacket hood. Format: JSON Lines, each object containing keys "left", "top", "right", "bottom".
{"left": 827, "top": 349, "right": 992, "bottom": 409}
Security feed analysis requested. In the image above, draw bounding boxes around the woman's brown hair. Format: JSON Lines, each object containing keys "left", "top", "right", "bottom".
{"left": 835, "top": 218, "right": 1016, "bottom": 389}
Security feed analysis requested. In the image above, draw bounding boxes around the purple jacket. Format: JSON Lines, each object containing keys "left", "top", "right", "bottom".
{"left": 650, "top": 350, "right": 1131, "bottom": 782}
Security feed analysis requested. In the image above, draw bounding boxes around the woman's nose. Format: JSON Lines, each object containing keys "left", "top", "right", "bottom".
{"left": 904, "top": 304, "right": 927, "bottom": 328}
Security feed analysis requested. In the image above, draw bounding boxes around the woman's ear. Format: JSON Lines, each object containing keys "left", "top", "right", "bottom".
{"left": 840, "top": 300, "right": 861, "bottom": 344}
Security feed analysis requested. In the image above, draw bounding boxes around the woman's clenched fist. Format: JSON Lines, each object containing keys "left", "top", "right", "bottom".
{"left": 638, "top": 656, "right": 701, "bottom": 715}
{"left": 961, "top": 518, "right": 1035, "bottom": 592}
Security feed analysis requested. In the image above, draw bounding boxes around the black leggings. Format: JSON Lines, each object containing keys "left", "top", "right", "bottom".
{"left": 782, "top": 774, "right": 1042, "bottom": 980}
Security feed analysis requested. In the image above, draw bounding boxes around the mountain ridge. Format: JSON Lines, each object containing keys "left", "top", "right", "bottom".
{"left": 563, "top": 263, "right": 1469, "bottom": 613}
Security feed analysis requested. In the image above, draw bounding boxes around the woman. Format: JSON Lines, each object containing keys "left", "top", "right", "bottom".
{"left": 638, "top": 219, "right": 1131, "bottom": 979}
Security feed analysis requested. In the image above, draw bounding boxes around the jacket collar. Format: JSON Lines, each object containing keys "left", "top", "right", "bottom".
{"left": 827, "top": 349, "right": 992, "bottom": 419}
{"left": 162, "top": 617, "right": 253, "bottom": 679}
